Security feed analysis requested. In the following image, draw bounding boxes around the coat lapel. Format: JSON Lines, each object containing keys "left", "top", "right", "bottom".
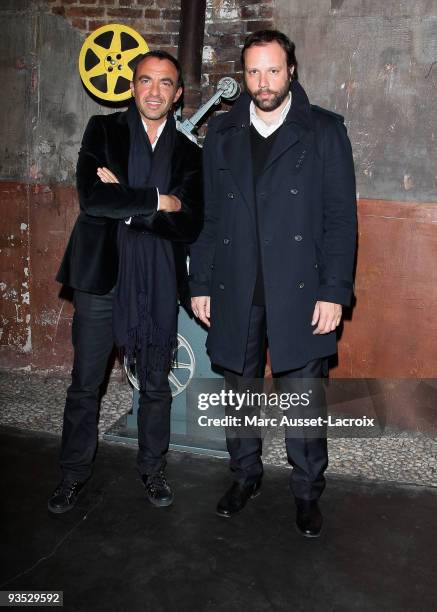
{"left": 262, "top": 122, "right": 300, "bottom": 172}
{"left": 217, "top": 94, "right": 256, "bottom": 222}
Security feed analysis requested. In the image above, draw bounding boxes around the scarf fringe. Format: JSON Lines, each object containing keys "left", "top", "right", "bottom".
{"left": 123, "top": 291, "right": 177, "bottom": 390}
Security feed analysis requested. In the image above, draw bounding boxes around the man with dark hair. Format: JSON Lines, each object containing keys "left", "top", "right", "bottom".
{"left": 190, "top": 30, "right": 357, "bottom": 537}
{"left": 48, "top": 51, "right": 202, "bottom": 514}
{"left": 132, "top": 50, "right": 183, "bottom": 88}
{"left": 240, "top": 28, "right": 299, "bottom": 78}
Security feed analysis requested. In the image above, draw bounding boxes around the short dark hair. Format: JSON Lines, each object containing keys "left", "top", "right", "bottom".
{"left": 131, "top": 50, "right": 183, "bottom": 88}
{"left": 241, "top": 30, "right": 299, "bottom": 81}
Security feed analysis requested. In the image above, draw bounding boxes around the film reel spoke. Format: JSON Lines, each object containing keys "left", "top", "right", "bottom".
{"left": 122, "top": 47, "right": 143, "bottom": 64}
{"left": 88, "top": 41, "right": 107, "bottom": 61}
{"left": 118, "top": 63, "right": 134, "bottom": 83}
{"left": 111, "top": 28, "right": 122, "bottom": 55}
{"left": 86, "top": 62, "right": 107, "bottom": 80}
{"left": 106, "top": 70, "right": 117, "bottom": 96}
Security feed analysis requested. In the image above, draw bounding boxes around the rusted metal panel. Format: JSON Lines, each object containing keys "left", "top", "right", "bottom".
{"left": 335, "top": 198, "right": 437, "bottom": 378}
{"left": 28, "top": 183, "right": 77, "bottom": 370}
{"left": 0, "top": 181, "right": 76, "bottom": 371}
{"left": 0, "top": 182, "right": 31, "bottom": 368}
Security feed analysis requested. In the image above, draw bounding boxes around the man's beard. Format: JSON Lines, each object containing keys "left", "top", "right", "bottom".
{"left": 250, "top": 80, "right": 291, "bottom": 112}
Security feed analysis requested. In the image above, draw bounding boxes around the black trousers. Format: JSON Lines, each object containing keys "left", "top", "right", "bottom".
{"left": 222, "top": 305, "right": 328, "bottom": 501}
{"left": 59, "top": 289, "right": 172, "bottom": 482}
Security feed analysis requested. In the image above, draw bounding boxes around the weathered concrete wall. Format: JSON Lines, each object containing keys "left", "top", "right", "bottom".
{"left": 275, "top": 0, "right": 437, "bottom": 203}
{"left": 31, "top": 10, "right": 107, "bottom": 185}
{"left": 0, "top": 1, "right": 105, "bottom": 185}
{"left": 0, "top": 1, "right": 32, "bottom": 181}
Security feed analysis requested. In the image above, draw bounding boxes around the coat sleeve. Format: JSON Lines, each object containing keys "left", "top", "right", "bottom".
{"left": 76, "top": 115, "right": 159, "bottom": 219}
{"left": 316, "top": 116, "right": 357, "bottom": 306}
{"left": 129, "top": 139, "right": 204, "bottom": 243}
{"left": 188, "top": 123, "right": 220, "bottom": 297}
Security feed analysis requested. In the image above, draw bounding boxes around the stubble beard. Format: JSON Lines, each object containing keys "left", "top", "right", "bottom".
{"left": 250, "top": 79, "right": 291, "bottom": 112}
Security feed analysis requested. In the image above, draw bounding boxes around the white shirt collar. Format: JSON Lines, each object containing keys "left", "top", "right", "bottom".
{"left": 142, "top": 118, "right": 167, "bottom": 150}
{"left": 250, "top": 92, "right": 292, "bottom": 138}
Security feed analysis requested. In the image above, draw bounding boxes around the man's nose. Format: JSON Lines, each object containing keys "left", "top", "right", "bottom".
{"left": 149, "top": 79, "right": 160, "bottom": 96}
{"left": 258, "top": 72, "right": 269, "bottom": 89}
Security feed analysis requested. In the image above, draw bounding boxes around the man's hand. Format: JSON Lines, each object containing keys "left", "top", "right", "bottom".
{"left": 97, "top": 167, "right": 119, "bottom": 183}
{"left": 311, "top": 301, "right": 342, "bottom": 334}
{"left": 191, "top": 296, "right": 210, "bottom": 327}
{"left": 159, "top": 195, "right": 181, "bottom": 212}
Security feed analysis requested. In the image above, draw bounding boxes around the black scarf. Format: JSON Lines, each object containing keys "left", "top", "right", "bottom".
{"left": 113, "top": 101, "right": 178, "bottom": 389}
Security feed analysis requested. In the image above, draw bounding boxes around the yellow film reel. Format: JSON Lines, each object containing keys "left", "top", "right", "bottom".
{"left": 78, "top": 24, "right": 149, "bottom": 102}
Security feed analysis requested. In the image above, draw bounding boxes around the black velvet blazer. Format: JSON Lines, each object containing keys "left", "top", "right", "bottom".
{"left": 57, "top": 110, "right": 203, "bottom": 310}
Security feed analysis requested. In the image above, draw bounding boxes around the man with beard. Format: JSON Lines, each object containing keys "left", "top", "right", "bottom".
{"left": 189, "top": 31, "right": 357, "bottom": 536}
{"left": 48, "top": 51, "right": 202, "bottom": 514}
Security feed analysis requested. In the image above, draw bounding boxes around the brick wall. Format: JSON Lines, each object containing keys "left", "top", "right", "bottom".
{"left": 43, "top": 0, "right": 275, "bottom": 120}
{"left": 202, "top": 0, "right": 274, "bottom": 114}
{"left": 45, "top": 0, "right": 181, "bottom": 56}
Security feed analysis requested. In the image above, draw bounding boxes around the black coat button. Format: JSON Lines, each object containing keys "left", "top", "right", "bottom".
{"left": 219, "top": 283, "right": 225, "bottom": 290}
{"left": 294, "top": 234, "right": 303, "bottom": 241}
{"left": 227, "top": 192, "right": 235, "bottom": 199}
{"left": 298, "top": 282, "right": 305, "bottom": 289}
{"left": 223, "top": 238, "right": 230, "bottom": 245}
{"left": 290, "top": 188, "right": 298, "bottom": 195}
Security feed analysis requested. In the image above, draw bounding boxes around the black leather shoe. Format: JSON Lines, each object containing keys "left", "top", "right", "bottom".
{"left": 48, "top": 479, "right": 87, "bottom": 514}
{"left": 295, "top": 499, "right": 323, "bottom": 538}
{"left": 142, "top": 471, "right": 174, "bottom": 507}
{"left": 216, "top": 480, "right": 262, "bottom": 518}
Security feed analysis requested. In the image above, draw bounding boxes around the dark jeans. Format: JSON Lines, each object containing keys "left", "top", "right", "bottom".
{"left": 60, "top": 289, "right": 172, "bottom": 482}
{"left": 222, "top": 304, "right": 328, "bottom": 501}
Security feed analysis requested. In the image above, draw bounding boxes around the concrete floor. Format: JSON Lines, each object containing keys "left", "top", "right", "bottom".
{"left": 0, "top": 425, "right": 435, "bottom": 612}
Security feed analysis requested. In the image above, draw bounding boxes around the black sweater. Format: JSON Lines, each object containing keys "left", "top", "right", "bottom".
{"left": 249, "top": 123, "right": 279, "bottom": 306}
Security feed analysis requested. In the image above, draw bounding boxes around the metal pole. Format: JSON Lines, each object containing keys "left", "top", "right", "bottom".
{"left": 177, "top": 0, "right": 207, "bottom": 117}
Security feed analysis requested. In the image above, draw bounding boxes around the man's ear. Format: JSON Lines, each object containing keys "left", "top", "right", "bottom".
{"left": 289, "top": 66, "right": 295, "bottom": 78}
{"left": 173, "top": 86, "right": 183, "bottom": 105}
{"left": 130, "top": 82, "right": 135, "bottom": 97}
